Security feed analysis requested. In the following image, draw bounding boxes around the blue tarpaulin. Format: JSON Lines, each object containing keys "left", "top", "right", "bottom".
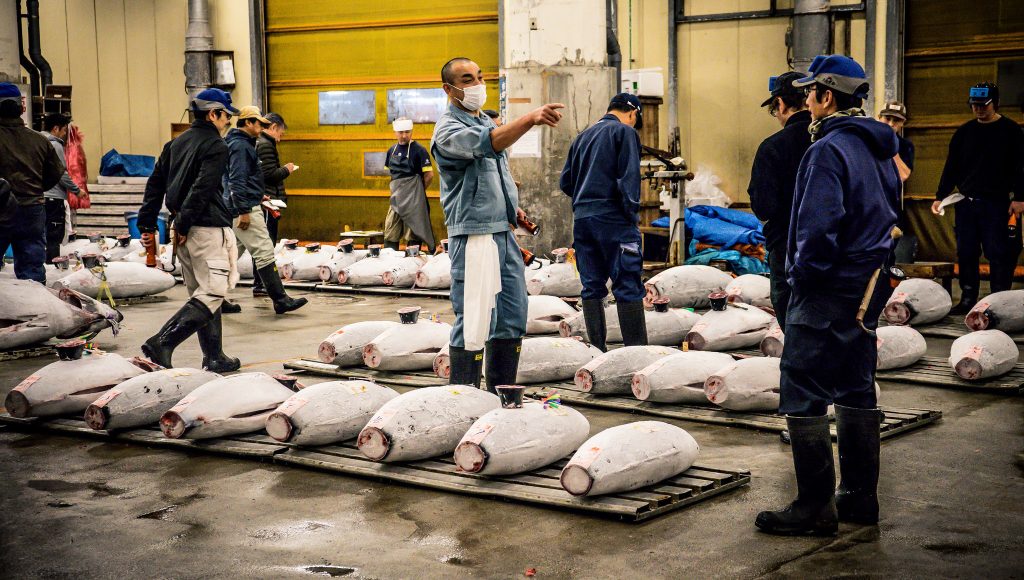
{"left": 652, "top": 205, "right": 765, "bottom": 249}
{"left": 100, "top": 149, "right": 155, "bottom": 177}
{"left": 685, "top": 241, "right": 769, "bottom": 275}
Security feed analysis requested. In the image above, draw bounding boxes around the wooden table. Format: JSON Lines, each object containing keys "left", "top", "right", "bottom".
{"left": 897, "top": 261, "right": 956, "bottom": 292}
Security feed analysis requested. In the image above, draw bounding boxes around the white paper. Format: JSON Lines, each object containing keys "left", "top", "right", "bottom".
{"left": 509, "top": 127, "right": 542, "bottom": 158}
{"left": 937, "top": 193, "right": 964, "bottom": 216}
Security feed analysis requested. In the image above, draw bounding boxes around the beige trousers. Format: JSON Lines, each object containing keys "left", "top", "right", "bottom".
{"left": 232, "top": 205, "right": 276, "bottom": 269}
{"left": 177, "top": 226, "right": 237, "bottom": 313}
{"left": 383, "top": 206, "right": 416, "bottom": 243}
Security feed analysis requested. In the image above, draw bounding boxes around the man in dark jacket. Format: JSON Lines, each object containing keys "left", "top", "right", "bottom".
{"left": 138, "top": 88, "right": 240, "bottom": 372}
{"left": 224, "top": 106, "right": 306, "bottom": 314}
{"left": 748, "top": 71, "right": 812, "bottom": 327}
{"left": 252, "top": 112, "right": 295, "bottom": 295}
{"left": 40, "top": 113, "right": 83, "bottom": 262}
{"left": 756, "top": 55, "right": 901, "bottom": 537}
{"left": 559, "top": 93, "right": 647, "bottom": 351}
{"left": 931, "top": 83, "right": 1024, "bottom": 310}
{"left": 0, "top": 82, "right": 64, "bottom": 283}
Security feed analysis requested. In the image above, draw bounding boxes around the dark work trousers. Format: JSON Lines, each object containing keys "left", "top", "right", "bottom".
{"left": 0, "top": 203, "right": 47, "bottom": 283}
{"left": 252, "top": 209, "right": 280, "bottom": 292}
{"left": 767, "top": 247, "right": 791, "bottom": 329}
{"left": 572, "top": 214, "right": 645, "bottom": 303}
{"left": 779, "top": 278, "right": 890, "bottom": 417}
{"left": 44, "top": 198, "right": 66, "bottom": 262}
{"left": 955, "top": 196, "right": 1016, "bottom": 294}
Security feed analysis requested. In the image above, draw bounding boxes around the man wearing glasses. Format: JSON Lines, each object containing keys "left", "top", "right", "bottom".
{"left": 747, "top": 71, "right": 812, "bottom": 328}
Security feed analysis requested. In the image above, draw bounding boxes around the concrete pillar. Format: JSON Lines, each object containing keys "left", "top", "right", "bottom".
{"left": 0, "top": 0, "right": 20, "bottom": 83}
{"left": 501, "top": 0, "right": 617, "bottom": 253}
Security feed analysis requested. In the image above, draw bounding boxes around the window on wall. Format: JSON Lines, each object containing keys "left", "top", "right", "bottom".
{"left": 386, "top": 88, "right": 448, "bottom": 123}
{"left": 318, "top": 90, "right": 376, "bottom": 125}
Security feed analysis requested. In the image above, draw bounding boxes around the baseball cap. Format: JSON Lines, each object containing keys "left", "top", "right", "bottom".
{"left": 0, "top": 82, "right": 21, "bottom": 102}
{"left": 792, "top": 55, "right": 870, "bottom": 98}
{"left": 761, "top": 71, "right": 805, "bottom": 107}
{"left": 238, "top": 105, "right": 270, "bottom": 124}
{"left": 879, "top": 101, "right": 908, "bottom": 120}
{"left": 968, "top": 82, "right": 998, "bottom": 105}
{"left": 192, "top": 88, "right": 239, "bottom": 114}
{"left": 609, "top": 92, "right": 643, "bottom": 130}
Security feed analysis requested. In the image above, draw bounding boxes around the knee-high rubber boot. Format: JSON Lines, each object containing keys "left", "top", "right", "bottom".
{"left": 484, "top": 338, "right": 523, "bottom": 395}
{"left": 448, "top": 346, "right": 483, "bottom": 389}
{"left": 252, "top": 256, "right": 267, "bottom": 296}
{"left": 196, "top": 308, "right": 241, "bottom": 373}
{"left": 835, "top": 404, "right": 881, "bottom": 524}
{"left": 257, "top": 264, "right": 308, "bottom": 314}
{"left": 221, "top": 300, "right": 241, "bottom": 314}
{"left": 616, "top": 300, "right": 649, "bottom": 346}
{"left": 142, "top": 298, "right": 213, "bottom": 368}
{"left": 755, "top": 415, "right": 838, "bottom": 536}
{"left": 582, "top": 299, "right": 608, "bottom": 352}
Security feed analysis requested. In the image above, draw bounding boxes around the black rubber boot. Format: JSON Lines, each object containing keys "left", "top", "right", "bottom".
{"left": 755, "top": 415, "right": 838, "bottom": 536}
{"left": 616, "top": 300, "right": 649, "bottom": 346}
{"left": 484, "top": 338, "right": 523, "bottom": 395}
{"left": 835, "top": 404, "right": 881, "bottom": 525}
{"left": 448, "top": 346, "right": 483, "bottom": 389}
{"left": 196, "top": 307, "right": 241, "bottom": 373}
{"left": 950, "top": 284, "right": 978, "bottom": 315}
{"left": 581, "top": 299, "right": 608, "bottom": 352}
{"left": 383, "top": 241, "right": 400, "bottom": 251}
{"left": 257, "top": 264, "right": 308, "bottom": 314}
{"left": 221, "top": 300, "right": 241, "bottom": 314}
{"left": 141, "top": 299, "right": 213, "bottom": 369}
{"left": 252, "top": 256, "right": 267, "bottom": 296}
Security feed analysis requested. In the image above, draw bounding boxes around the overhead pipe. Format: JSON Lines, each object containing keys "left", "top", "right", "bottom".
{"left": 791, "top": 0, "right": 831, "bottom": 73}
{"left": 606, "top": 0, "right": 622, "bottom": 91}
{"left": 14, "top": 0, "right": 39, "bottom": 96}
{"left": 25, "top": 0, "right": 51, "bottom": 90}
{"left": 667, "top": 0, "right": 678, "bottom": 154}
{"left": 185, "top": 0, "right": 214, "bottom": 99}
{"left": 676, "top": 1, "right": 863, "bottom": 24}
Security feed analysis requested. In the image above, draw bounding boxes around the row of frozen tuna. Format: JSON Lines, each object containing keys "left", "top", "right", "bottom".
{"left": 5, "top": 353, "right": 701, "bottom": 497}
{"left": 0, "top": 279, "right": 123, "bottom": 350}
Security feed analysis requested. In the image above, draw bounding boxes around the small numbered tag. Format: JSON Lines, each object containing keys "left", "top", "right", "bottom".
{"left": 169, "top": 394, "right": 197, "bottom": 413}
{"left": 13, "top": 376, "right": 40, "bottom": 393}
{"left": 572, "top": 446, "right": 602, "bottom": 469}
{"left": 463, "top": 423, "right": 494, "bottom": 445}
{"left": 276, "top": 397, "right": 308, "bottom": 417}
{"left": 366, "top": 409, "right": 396, "bottom": 427}
{"left": 91, "top": 389, "right": 122, "bottom": 407}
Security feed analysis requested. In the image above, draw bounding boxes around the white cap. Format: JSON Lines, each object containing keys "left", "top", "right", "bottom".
{"left": 392, "top": 118, "right": 413, "bottom": 132}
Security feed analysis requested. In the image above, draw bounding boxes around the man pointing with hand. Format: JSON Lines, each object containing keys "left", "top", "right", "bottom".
{"left": 431, "top": 56, "right": 564, "bottom": 392}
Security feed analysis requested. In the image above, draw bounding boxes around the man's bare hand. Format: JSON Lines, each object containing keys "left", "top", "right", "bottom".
{"left": 175, "top": 232, "right": 187, "bottom": 245}
{"left": 285, "top": 163, "right": 297, "bottom": 173}
{"left": 931, "top": 200, "right": 943, "bottom": 215}
{"left": 237, "top": 213, "right": 251, "bottom": 231}
{"left": 1010, "top": 201, "right": 1024, "bottom": 216}
{"left": 529, "top": 103, "right": 565, "bottom": 127}
{"left": 516, "top": 207, "right": 527, "bottom": 223}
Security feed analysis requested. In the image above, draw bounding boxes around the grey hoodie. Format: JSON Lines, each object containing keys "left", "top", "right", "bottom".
{"left": 40, "top": 131, "right": 80, "bottom": 201}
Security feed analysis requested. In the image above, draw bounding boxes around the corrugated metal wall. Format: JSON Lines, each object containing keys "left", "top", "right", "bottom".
{"left": 264, "top": 1, "right": 499, "bottom": 242}
{"left": 903, "top": 0, "right": 1024, "bottom": 262}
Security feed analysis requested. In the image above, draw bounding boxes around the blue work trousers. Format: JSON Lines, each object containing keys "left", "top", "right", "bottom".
{"left": 572, "top": 214, "right": 645, "bottom": 303}
{"left": 0, "top": 203, "right": 47, "bottom": 284}
{"left": 448, "top": 230, "right": 528, "bottom": 348}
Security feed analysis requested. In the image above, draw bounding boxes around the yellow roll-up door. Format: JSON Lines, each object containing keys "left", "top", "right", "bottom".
{"left": 264, "top": 1, "right": 499, "bottom": 242}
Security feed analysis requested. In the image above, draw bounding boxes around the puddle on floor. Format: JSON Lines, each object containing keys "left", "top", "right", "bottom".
{"left": 300, "top": 565, "right": 357, "bottom": 577}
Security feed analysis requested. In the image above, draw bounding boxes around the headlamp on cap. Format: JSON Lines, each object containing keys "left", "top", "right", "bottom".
{"left": 968, "top": 83, "right": 998, "bottom": 106}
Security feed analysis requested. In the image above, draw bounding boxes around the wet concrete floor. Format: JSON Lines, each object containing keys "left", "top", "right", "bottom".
{"left": 1, "top": 284, "right": 1022, "bottom": 578}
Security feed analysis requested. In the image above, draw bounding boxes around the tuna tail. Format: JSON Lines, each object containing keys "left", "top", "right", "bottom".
{"left": 53, "top": 287, "right": 124, "bottom": 337}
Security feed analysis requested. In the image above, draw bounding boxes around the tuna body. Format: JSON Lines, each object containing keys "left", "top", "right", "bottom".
{"left": 266, "top": 380, "right": 399, "bottom": 445}
{"left": 84, "top": 368, "right": 220, "bottom": 430}
{"left": 644, "top": 265, "right": 734, "bottom": 308}
{"left": 159, "top": 373, "right": 296, "bottom": 439}
{"left": 685, "top": 303, "right": 774, "bottom": 351}
{"left": 965, "top": 290, "right": 1024, "bottom": 333}
{"left": 5, "top": 352, "right": 148, "bottom": 418}
{"left": 574, "top": 346, "right": 679, "bottom": 395}
{"left": 415, "top": 253, "right": 452, "bottom": 288}
{"left": 883, "top": 278, "right": 952, "bottom": 325}
{"left": 949, "top": 330, "right": 1019, "bottom": 380}
{"left": 54, "top": 261, "right": 176, "bottom": 298}
{"left": 363, "top": 320, "right": 453, "bottom": 371}
{"left": 876, "top": 325, "right": 927, "bottom": 370}
{"left": 704, "top": 357, "right": 781, "bottom": 411}
{"left": 725, "top": 274, "right": 772, "bottom": 307}
{"left": 631, "top": 351, "right": 735, "bottom": 403}
{"left": 514, "top": 337, "right": 603, "bottom": 384}
{"left": 318, "top": 320, "right": 401, "bottom": 366}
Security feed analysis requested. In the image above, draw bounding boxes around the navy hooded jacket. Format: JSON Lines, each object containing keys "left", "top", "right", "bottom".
{"left": 222, "top": 128, "right": 264, "bottom": 217}
{"left": 786, "top": 115, "right": 900, "bottom": 298}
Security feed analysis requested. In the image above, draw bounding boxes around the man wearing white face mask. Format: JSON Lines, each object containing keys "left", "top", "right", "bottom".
{"left": 431, "top": 56, "right": 565, "bottom": 392}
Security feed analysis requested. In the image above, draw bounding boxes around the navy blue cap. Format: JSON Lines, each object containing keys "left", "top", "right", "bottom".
{"left": 968, "top": 83, "right": 998, "bottom": 105}
{"left": 0, "top": 82, "right": 21, "bottom": 102}
{"left": 792, "top": 55, "right": 869, "bottom": 98}
{"left": 761, "top": 71, "right": 805, "bottom": 107}
{"left": 609, "top": 92, "right": 643, "bottom": 130}
{"left": 192, "top": 88, "right": 239, "bottom": 115}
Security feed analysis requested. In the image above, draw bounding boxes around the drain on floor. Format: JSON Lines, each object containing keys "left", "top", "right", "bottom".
{"left": 301, "top": 565, "right": 356, "bottom": 577}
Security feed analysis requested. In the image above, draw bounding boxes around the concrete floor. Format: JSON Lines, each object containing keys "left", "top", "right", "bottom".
{"left": 1, "top": 284, "right": 1022, "bottom": 579}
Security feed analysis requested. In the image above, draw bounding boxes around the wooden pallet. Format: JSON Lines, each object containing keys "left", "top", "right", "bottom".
{"left": 317, "top": 283, "right": 450, "bottom": 300}
{"left": 884, "top": 316, "right": 1024, "bottom": 345}
{"left": 283, "top": 359, "right": 942, "bottom": 440}
{"left": 0, "top": 414, "right": 749, "bottom": 522}
{"left": 112, "top": 294, "right": 170, "bottom": 306}
{"left": 0, "top": 344, "right": 56, "bottom": 362}
{"left": 877, "top": 356, "right": 1024, "bottom": 394}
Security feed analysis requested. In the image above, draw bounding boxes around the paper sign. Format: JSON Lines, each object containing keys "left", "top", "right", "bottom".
{"left": 937, "top": 193, "right": 964, "bottom": 216}
{"left": 509, "top": 127, "right": 542, "bottom": 158}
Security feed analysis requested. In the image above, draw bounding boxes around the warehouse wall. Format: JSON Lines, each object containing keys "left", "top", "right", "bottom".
{"left": 32, "top": 0, "right": 252, "bottom": 179}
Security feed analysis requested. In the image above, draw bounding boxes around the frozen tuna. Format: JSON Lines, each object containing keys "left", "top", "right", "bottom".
{"left": 318, "top": 320, "right": 401, "bottom": 367}
{"left": 725, "top": 274, "right": 772, "bottom": 307}
{"left": 54, "top": 261, "right": 176, "bottom": 298}
{"left": 0, "top": 280, "right": 119, "bottom": 350}
{"left": 527, "top": 295, "right": 578, "bottom": 335}
{"left": 965, "top": 290, "right": 1024, "bottom": 333}
{"left": 883, "top": 278, "right": 952, "bottom": 325}
{"left": 876, "top": 325, "right": 927, "bottom": 370}
{"left": 560, "top": 421, "right": 699, "bottom": 496}
{"left": 84, "top": 368, "right": 220, "bottom": 430}
{"left": 575, "top": 345, "right": 679, "bottom": 395}
{"left": 159, "top": 372, "right": 297, "bottom": 439}
{"left": 362, "top": 308, "right": 452, "bottom": 371}
{"left": 631, "top": 351, "right": 735, "bottom": 403}
{"left": 760, "top": 321, "right": 785, "bottom": 357}
{"left": 281, "top": 243, "right": 336, "bottom": 281}
{"left": 454, "top": 402, "right": 590, "bottom": 475}
{"left": 704, "top": 357, "right": 781, "bottom": 411}
{"left": 382, "top": 251, "right": 428, "bottom": 287}
{"left": 644, "top": 265, "right": 734, "bottom": 308}
{"left": 5, "top": 352, "right": 149, "bottom": 418}
{"left": 559, "top": 302, "right": 701, "bottom": 346}
{"left": 339, "top": 247, "right": 405, "bottom": 286}
{"left": 265, "top": 380, "right": 400, "bottom": 445}
{"left": 318, "top": 241, "right": 369, "bottom": 283}
{"left": 685, "top": 302, "right": 774, "bottom": 351}
{"left": 526, "top": 249, "right": 583, "bottom": 297}
{"left": 433, "top": 343, "right": 451, "bottom": 379}
{"left": 949, "top": 330, "right": 1019, "bottom": 381}
{"left": 61, "top": 235, "right": 116, "bottom": 258}
{"left": 356, "top": 385, "right": 500, "bottom": 462}
{"left": 103, "top": 238, "right": 145, "bottom": 262}
{"left": 236, "top": 250, "right": 255, "bottom": 279}
{"left": 515, "top": 337, "right": 603, "bottom": 384}
{"left": 415, "top": 251, "right": 452, "bottom": 289}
